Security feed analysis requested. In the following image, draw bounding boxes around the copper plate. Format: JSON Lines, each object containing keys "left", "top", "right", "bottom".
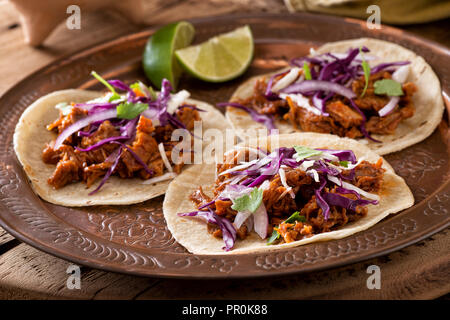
{"left": 0, "top": 13, "right": 449, "bottom": 279}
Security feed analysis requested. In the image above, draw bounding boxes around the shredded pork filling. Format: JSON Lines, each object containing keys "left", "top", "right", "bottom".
{"left": 235, "top": 70, "right": 417, "bottom": 139}
{"left": 189, "top": 150, "right": 385, "bottom": 244}
{"left": 42, "top": 105, "right": 200, "bottom": 189}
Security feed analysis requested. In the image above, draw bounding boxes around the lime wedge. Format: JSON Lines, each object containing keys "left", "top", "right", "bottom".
{"left": 175, "top": 25, "right": 254, "bottom": 82}
{"left": 142, "top": 21, "right": 195, "bottom": 90}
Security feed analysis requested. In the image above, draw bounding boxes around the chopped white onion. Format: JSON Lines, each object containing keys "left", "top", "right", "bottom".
{"left": 158, "top": 143, "right": 173, "bottom": 172}
{"left": 219, "top": 185, "right": 253, "bottom": 201}
{"left": 234, "top": 210, "right": 253, "bottom": 229}
{"left": 259, "top": 180, "right": 271, "bottom": 191}
{"left": 278, "top": 168, "right": 295, "bottom": 199}
{"left": 167, "top": 90, "right": 190, "bottom": 114}
{"left": 253, "top": 204, "right": 268, "bottom": 239}
{"left": 378, "top": 96, "right": 400, "bottom": 117}
{"left": 280, "top": 93, "right": 322, "bottom": 116}
{"left": 245, "top": 215, "right": 254, "bottom": 232}
{"left": 54, "top": 108, "right": 117, "bottom": 150}
{"left": 272, "top": 67, "right": 301, "bottom": 92}
{"left": 318, "top": 152, "right": 340, "bottom": 162}
{"left": 299, "top": 160, "right": 315, "bottom": 171}
{"left": 327, "top": 175, "right": 380, "bottom": 201}
{"left": 218, "top": 159, "right": 258, "bottom": 176}
{"left": 392, "top": 65, "right": 410, "bottom": 83}
{"left": 309, "top": 169, "right": 320, "bottom": 182}
{"left": 344, "top": 157, "right": 366, "bottom": 170}
{"left": 55, "top": 102, "right": 72, "bottom": 116}
{"left": 378, "top": 65, "right": 409, "bottom": 117}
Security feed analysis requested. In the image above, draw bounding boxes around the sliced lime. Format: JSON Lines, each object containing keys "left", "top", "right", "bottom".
{"left": 142, "top": 21, "right": 195, "bottom": 90}
{"left": 175, "top": 25, "right": 254, "bottom": 83}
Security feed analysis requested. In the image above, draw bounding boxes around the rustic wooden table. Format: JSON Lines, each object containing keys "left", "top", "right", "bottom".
{"left": 0, "top": 0, "right": 449, "bottom": 299}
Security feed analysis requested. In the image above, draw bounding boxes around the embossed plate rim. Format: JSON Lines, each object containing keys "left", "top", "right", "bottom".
{"left": 0, "top": 12, "right": 449, "bottom": 279}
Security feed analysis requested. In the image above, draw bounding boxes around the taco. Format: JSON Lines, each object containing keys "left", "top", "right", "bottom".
{"left": 163, "top": 132, "right": 414, "bottom": 254}
{"left": 14, "top": 73, "right": 229, "bottom": 206}
{"left": 223, "top": 38, "right": 444, "bottom": 155}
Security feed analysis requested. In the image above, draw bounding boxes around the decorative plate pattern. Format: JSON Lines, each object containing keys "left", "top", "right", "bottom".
{"left": 0, "top": 13, "right": 448, "bottom": 278}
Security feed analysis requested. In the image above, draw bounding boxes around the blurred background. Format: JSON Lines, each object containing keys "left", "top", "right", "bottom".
{"left": 1, "top": 0, "right": 449, "bottom": 95}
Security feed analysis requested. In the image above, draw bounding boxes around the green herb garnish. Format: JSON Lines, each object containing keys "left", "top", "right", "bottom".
{"left": 91, "top": 71, "right": 121, "bottom": 102}
{"left": 339, "top": 160, "right": 349, "bottom": 167}
{"left": 130, "top": 82, "right": 140, "bottom": 90}
{"left": 267, "top": 211, "right": 306, "bottom": 245}
{"left": 116, "top": 102, "right": 148, "bottom": 119}
{"left": 373, "top": 79, "right": 404, "bottom": 96}
{"left": 303, "top": 62, "right": 312, "bottom": 80}
{"left": 148, "top": 86, "right": 158, "bottom": 100}
{"left": 231, "top": 188, "right": 263, "bottom": 213}
{"left": 130, "top": 82, "right": 158, "bottom": 101}
{"left": 294, "top": 145, "right": 323, "bottom": 161}
{"left": 360, "top": 46, "right": 371, "bottom": 97}
{"left": 267, "top": 230, "right": 280, "bottom": 245}
{"left": 285, "top": 211, "right": 307, "bottom": 224}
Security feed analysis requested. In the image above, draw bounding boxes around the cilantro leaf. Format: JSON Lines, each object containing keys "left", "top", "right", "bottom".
{"left": 130, "top": 82, "right": 140, "bottom": 90}
{"left": 231, "top": 188, "right": 263, "bottom": 213}
{"left": 116, "top": 102, "right": 148, "bottom": 119}
{"left": 285, "top": 211, "right": 306, "bottom": 223}
{"left": 267, "top": 229, "right": 281, "bottom": 245}
{"left": 303, "top": 62, "right": 312, "bottom": 80}
{"left": 91, "top": 71, "right": 121, "bottom": 102}
{"left": 373, "top": 79, "right": 404, "bottom": 96}
{"left": 360, "top": 46, "right": 371, "bottom": 97}
{"left": 339, "top": 160, "right": 349, "bottom": 167}
{"left": 294, "top": 145, "right": 322, "bottom": 161}
{"left": 267, "top": 211, "right": 306, "bottom": 245}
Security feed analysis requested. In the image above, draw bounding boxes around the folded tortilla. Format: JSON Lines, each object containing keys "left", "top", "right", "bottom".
{"left": 226, "top": 38, "right": 445, "bottom": 155}
{"left": 14, "top": 89, "right": 229, "bottom": 206}
{"left": 163, "top": 132, "right": 414, "bottom": 255}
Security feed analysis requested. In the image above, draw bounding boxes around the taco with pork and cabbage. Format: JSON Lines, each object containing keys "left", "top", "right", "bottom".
{"left": 222, "top": 38, "right": 444, "bottom": 155}
{"left": 163, "top": 132, "right": 414, "bottom": 254}
{"left": 13, "top": 72, "right": 229, "bottom": 206}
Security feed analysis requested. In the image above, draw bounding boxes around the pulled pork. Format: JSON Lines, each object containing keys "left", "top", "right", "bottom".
{"left": 235, "top": 71, "right": 417, "bottom": 139}
{"left": 190, "top": 150, "right": 385, "bottom": 244}
{"left": 43, "top": 106, "right": 200, "bottom": 189}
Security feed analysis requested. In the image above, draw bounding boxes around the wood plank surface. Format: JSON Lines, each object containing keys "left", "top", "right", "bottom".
{"left": 0, "top": 0, "right": 448, "bottom": 300}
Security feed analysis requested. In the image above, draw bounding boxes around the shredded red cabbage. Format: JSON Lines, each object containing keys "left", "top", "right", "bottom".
{"left": 217, "top": 102, "right": 276, "bottom": 132}
{"left": 54, "top": 108, "right": 118, "bottom": 150}
{"left": 75, "top": 136, "right": 129, "bottom": 152}
{"left": 316, "top": 149, "right": 357, "bottom": 163}
{"left": 349, "top": 99, "right": 381, "bottom": 143}
{"left": 315, "top": 178, "right": 330, "bottom": 220}
{"left": 322, "top": 192, "right": 378, "bottom": 212}
{"left": 88, "top": 146, "right": 123, "bottom": 195}
{"left": 371, "top": 61, "right": 410, "bottom": 74}
{"left": 281, "top": 80, "right": 356, "bottom": 100}
{"left": 178, "top": 207, "right": 237, "bottom": 251}
{"left": 56, "top": 76, "right": 193, "bottom": 195}
{"left": 108, "top": 79, "right": 136, "bottom": 101}
{"left": 265, "top": 71, "right": 289, "bottom": 100}
{"left": 178, "top": 145, "right": 381, "bottom": 250}
{"left": 110, "top": 141, "right": 153, "bottom": 176}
